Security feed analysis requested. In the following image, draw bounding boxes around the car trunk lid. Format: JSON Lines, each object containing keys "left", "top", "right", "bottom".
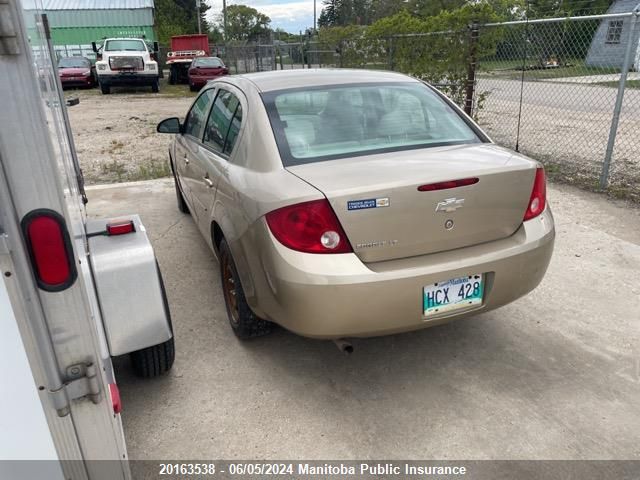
{"left": 286, "top": 143, "right": 537, "bottom": 263}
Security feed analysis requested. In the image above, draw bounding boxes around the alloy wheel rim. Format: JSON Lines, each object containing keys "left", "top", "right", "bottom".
{"left": 222, "top": 256, "right": 239, "bottom": 326}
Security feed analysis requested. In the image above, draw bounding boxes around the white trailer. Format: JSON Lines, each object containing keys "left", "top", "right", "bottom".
{"left": 0, "top": 1, "right": 175, "bottom": 477}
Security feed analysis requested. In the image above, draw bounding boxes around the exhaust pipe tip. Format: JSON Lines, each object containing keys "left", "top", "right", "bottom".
{"left": 332, "top": 338, "right": 353, "bottom": 355}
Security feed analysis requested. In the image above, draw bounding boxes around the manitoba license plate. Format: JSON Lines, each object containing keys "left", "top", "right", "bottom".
{"left": 423, "top": 274, "right": 484, "bottom": 317}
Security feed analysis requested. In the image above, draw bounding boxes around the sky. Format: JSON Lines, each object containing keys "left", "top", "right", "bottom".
{"left": 205, "top": 0, "right": 317, "bottom": 34}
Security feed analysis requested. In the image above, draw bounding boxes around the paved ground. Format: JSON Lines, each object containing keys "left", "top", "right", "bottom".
{"left": 476, "top": 78, "right": 640, "bottom": 199}
{"left": 85, "top": 179, "right": 640, "bottom": 460}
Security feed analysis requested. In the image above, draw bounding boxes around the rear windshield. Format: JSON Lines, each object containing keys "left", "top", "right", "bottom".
{"left": 194, "top": 57, "right": 224, "bottom": 67}
{"left": 262, "top": 82, "right": 483, "bottom": 166}
{"left": 105, "top": 40, "right": 146, "bottom": 52}
{"left": 58, "top": 57, "right": 90, "bottom": 68}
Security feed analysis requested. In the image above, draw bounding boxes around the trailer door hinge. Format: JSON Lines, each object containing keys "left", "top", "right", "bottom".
{"left": 49, "top": 363, "right": 102, "bottom": 417}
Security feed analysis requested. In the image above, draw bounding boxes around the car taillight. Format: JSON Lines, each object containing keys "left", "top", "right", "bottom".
{"left": 523, "top": 167, "right": 547, "bottom": 221}
{"left": 266, "top": 199, "right": 352, "bottom": 254}
{"left": 22, "top": 210, "right": 77, "bottom": 291}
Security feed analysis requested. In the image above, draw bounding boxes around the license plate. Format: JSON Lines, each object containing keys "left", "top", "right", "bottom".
{"left": 423, "top": 274, "right": 484, "bottom": 317}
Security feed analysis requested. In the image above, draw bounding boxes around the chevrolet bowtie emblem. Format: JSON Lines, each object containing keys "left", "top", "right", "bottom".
{"left": 435, "top": 197, "right": 465, "bottom": 213}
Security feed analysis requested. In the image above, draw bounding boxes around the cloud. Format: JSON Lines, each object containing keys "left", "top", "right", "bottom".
{"left": 205, "top": 0, "right": 316, "bottom": 33}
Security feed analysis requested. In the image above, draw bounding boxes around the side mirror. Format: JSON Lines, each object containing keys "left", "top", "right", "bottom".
{"left": 153, "top": 41, "right": 159, "bottom": 53}
{"left": 91, "top": 41, "right": 98, "bottom": 53}
{"left": 157, "top": 117, "right": 181, "bottom": 134}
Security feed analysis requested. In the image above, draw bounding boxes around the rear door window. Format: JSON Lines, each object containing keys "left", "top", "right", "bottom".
{"left": 183, "top": 89, "right": 215, "bottom": 140}
{"left": 203, "top": 89, "right": 242, "bottom": 155}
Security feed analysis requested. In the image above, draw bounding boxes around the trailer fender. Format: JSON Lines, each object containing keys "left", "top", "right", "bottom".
{"left": 86, "top": 215, "right": 172, "bottom": 357}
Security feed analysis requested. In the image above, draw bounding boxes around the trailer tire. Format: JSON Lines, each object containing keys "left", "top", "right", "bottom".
{"left": 100, "top": 83, "right": 110, "bottom": 94}
{"left": 130, "top": 337, "right": 175, "bottom": 378}
{"left": 130, "top": 261, "right": 175, "bottom": 377}
{"left": 219, "top": 239, "right": 273, "bottom": 339}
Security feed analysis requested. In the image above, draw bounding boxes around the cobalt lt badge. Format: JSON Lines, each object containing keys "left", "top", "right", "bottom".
{"left": 445, "top": 219, "right": 454, "bottom": 230}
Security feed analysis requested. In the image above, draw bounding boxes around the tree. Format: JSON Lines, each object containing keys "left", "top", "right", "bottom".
{"left": 155, "top": 0, "right": 212, "bottom": 43}
{"left": 220, "top": 5, "right": 271, "bottom": 42}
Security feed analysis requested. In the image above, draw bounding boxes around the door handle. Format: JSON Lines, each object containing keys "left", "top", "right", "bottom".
{"left": 203, "top": 176, "right": 214, "bottom": 188}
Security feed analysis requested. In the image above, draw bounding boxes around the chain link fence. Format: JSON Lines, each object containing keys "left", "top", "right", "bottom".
{"left": 157, "top": 8, "right": 640, "bottom": 199}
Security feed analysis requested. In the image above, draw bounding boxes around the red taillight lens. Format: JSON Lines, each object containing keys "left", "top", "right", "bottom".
{"left": 265, "top": 199, "right": 352, "bottom": 254}
{"left": 22, "top": 210, "right": 76, "bottom": 291}
{"left": 417, "top": 177, "right": 479, "bottom": 191}
{"left": 106, "top": 220, "right": 135, "bottom": 236}
{"left": 109, "top": 383, "right": 122, "bottom": 414}
{"left": 524, "top": 167, "right": 547, "bottom": 221}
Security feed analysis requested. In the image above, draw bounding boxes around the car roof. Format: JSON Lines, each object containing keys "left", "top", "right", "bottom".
{"left": 233, "top": 68, "right": 419, "bottom": 92}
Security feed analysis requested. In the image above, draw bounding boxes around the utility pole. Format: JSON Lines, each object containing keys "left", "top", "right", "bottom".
{"left": 223, "top": 0, "right": 228, "bottom": 42}
{"left": 196, "top": 0, "right": 202, "bottom": 34}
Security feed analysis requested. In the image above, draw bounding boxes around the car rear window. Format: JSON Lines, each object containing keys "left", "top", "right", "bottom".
{"left": 262, "top": 82, "right": 483, "bottom": 166}
{"left": 195, "top": 57, "right": 224, "bottom": 67}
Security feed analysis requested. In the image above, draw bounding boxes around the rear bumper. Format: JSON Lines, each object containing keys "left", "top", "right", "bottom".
{"left": 189, "top": 74, "right": 226, "bottom": 86}
{"left": 98, "top": 73, "right": 158, "bottom": 86}
{"left": 60, "top": 76, "right": 94, "bottom": 87}
{"left": 244, "top": 207, "right": 555, "bottom": 338}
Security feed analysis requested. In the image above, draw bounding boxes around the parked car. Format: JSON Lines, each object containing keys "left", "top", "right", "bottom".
{"left": 157, "top": 69, "right": 555, "bottom": 342}
{"left": 188, "top": 57, "right": 228, "bottom": 91}
{"left": 57, "top": 56, "right": 95, "bottom": 88}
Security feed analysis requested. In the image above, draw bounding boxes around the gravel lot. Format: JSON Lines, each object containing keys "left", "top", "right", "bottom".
{"left": 66, "top": 83, "right": 194, "bottom": 184}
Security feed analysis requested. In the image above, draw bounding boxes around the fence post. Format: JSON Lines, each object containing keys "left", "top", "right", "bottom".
{"left": 600, "top": 5, "right": 640, "bottom": 189}
{"left": 464, "top": 22, "right": 479, "bottom": 116}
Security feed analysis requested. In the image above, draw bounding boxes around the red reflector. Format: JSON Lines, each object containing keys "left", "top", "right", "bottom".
{"left": 109, "top": 383, "right": 122, "bottom": 414}
{"left": 523, "top": 167, "right": 547, "bottom": 221}
{"left": 24, "top": 213, "right": 73, "bottom": 289}
{"left": 417, "top": 177, "right": 479, "bottom": 191}
{"left": 266, "top": 199, "right": 352, "bottom": 254}
{"left": 106, "top": 220, "right": 135, "bottom": 236}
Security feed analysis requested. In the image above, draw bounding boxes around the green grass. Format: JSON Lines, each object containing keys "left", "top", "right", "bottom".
{"left": 593, "top": 79, "right": 640, "bottom": 90}
{"left": 478, "top": 58, "right": 619, "bottom": 80}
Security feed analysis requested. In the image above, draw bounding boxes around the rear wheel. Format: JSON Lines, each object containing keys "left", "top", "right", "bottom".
{"left": 169, "top": 66, "right": 177, "bottom": 85}
{"left": 189, "top": 83, "right": 197, "bottom": 92}
{"left": 151, "top": 79, "right": 159, "bottom": 93}
{"left": 100, "top": 83, "right": 110, "bottom": 94}
{"left": 219, "top": 239, "right": 273, "bottom": 339}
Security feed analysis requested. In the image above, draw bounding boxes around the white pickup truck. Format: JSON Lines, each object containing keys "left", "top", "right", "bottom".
{"left": 92, "top": 38, "right": 160, "bottom": 94}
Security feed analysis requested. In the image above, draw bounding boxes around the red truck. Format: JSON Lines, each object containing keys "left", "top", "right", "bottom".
{"left": 166, "top": 34, "right": 210, "bottom": 84}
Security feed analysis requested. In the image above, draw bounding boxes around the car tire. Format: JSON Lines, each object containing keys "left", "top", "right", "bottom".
{"left": 100, "top": 83, "right": 110, "bottom": 94}
{"left": 189, "top": 83, "right": 197, "bottom": 92}
{"left": 219, "top": 239, "right": 273, "bottom": 339}
{"left": 173, "top": 169, "right": 190, "bottom": 214}
{"left": 169, "top": 67, "right": 177, "bottom": 85}
{"left": 151, "top": 79, "right": 159, "bottom": 93}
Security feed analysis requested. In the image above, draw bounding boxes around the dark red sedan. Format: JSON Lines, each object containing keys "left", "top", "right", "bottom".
{"left": 188, "top": 57, "right": 228, "bottom": 91}
{"left": 58, "top": 57, "right": 96, "bottom": 88}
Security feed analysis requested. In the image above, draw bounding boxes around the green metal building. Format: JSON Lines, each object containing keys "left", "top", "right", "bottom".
{"left": 23, "top": 0, "right": 156, "bottom": 57}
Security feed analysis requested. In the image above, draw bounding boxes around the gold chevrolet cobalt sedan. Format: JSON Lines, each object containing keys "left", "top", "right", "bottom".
{"left": 157, "top": 69, "right": 555, "bottom": 341}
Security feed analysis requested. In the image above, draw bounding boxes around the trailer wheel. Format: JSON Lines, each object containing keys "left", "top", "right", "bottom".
{"left": 219, "top": 239, "right": 273, "bottom": 339}
{"left": 151, "top": 80, "right": 159, "bottom": 93}
{"left": 130, "top": 337, "right": 175, "bottom": 378}
{"left": 100, "top": 83, "right": 110, "bottom": 94}
{"left": 130, "top": 261, "right": 175, "bottom": 377}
